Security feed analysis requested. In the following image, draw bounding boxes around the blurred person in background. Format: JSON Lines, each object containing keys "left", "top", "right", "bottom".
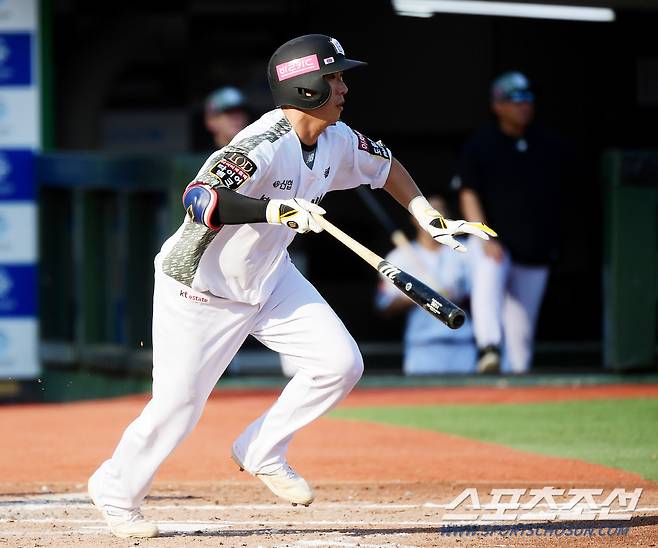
{"left": 376, "top": 195, "right": 476, "bottom": 375}
{"left": 204, "top": 86, "right": 251, "bottom": 149}
{"left": 455, "top": 71, "right": 565, "bottom": 375}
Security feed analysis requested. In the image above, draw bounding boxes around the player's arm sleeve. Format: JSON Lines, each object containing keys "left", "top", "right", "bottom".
{"left": 182, "top": 183, "right": 269, "bottom": 230}
{"left": 330, "top": 124, "right": 393, "bottom": 192}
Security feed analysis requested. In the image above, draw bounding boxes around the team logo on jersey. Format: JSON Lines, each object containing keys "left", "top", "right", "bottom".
{"left": 352, "top": 130, "right": 390, "bottom": 160}
{"left": 324, "top": 166, "right": 331, "bottom": 178}
{"left": 273, "top": 179, "right": 293, "bottom": 191}
{"left": 209, "top": 152, "right": 257, "bottom": 190}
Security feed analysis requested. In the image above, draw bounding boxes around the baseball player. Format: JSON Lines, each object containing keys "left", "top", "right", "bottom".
{"left": 87, "top": 34, "right": 495, "bottom": 538}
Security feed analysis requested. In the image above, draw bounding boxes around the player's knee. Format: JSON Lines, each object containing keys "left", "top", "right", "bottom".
{"left": 333, "top": 338, "right": 363, "bottom": 385}
{"left": 348, "top": 352, "right": 364, "bottom": 384}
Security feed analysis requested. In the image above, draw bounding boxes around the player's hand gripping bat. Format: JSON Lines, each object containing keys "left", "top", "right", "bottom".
{"left": 312, "top": 213, "right": 466, "bottom": 329}
{"left": 355, "top": 186, "right": 446, "bottom": 292}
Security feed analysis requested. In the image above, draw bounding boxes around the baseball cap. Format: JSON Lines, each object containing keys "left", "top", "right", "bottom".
{"left": 491, "top": 71, "right": 534, "bottom": 103}
{"left": 205, "top": 86, "right": 247, "bottom": 114}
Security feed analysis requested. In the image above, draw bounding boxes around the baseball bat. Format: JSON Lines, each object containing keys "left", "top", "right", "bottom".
{"left": 312, "top": 213, "right": 465, "bottom": 330}
{"left": 355, "top": 186, "right": 446, "bottom": 291}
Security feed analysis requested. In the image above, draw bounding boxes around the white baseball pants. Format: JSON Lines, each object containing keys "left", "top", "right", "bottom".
{"left": 470, "top": 238, "right": 549, "bottom": 373}
{"left": 90, "top": 260, "right": 363, "bottom": 510}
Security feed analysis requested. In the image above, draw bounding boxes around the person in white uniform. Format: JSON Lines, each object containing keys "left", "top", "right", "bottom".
{"left": 376, "top": 196, "right": 476, "bottom": 375}
{"left": 87, "top": 34, "right": 495, "bottom": 539}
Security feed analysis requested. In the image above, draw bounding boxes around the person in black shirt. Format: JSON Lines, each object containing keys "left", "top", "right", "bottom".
{"left": 456, "top": 71, "right": 563, "bottom": 374}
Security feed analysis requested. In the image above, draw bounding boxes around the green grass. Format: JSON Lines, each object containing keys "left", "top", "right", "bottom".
{"left": 332, "top": 398, "right": 658, "bottom": 481}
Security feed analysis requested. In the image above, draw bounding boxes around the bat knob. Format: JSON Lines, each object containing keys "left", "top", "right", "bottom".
{"left": 447, "top": 308, "right": 466, "bottom": 330}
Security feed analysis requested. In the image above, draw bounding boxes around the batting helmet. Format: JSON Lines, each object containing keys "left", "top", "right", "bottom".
{"left": 267, "top": 34, "right": 367, "bottom": 110}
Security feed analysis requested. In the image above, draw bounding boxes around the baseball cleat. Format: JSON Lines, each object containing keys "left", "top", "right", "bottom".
{"left": 477, "top": 345, "right": 501, "bottom": 374}
{"left": 255, "top": 464, "right": 315, "bottom": 506}
{"left": 231, "top": 449, "right": 314, "bottom": 506}
{"left": 88, "top": 476, "right": 159, "bottom": 538}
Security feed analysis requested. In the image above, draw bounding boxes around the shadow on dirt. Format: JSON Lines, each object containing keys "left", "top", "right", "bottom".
{"left": 155, "top": 515, "right": 658, "bottom": 538}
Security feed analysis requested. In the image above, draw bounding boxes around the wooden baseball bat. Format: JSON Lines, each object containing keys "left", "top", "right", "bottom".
{"left": 355, "top": 186, "right": 445, "bottom": 289}
{"left": 312, "top": 213, "right": 465, "bottom": 330}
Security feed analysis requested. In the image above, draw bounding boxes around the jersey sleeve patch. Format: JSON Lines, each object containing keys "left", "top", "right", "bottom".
{"left": 209, "top": 151, "right": 258, "bottom": 190}
{"left": 352, "top": 129, "right": 390, "bottom": 160}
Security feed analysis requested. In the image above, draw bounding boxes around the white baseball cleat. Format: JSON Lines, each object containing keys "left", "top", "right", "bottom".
{"left": 88, "top": 476, "right": 159, "bottom": 538}
{"left": 231, "top": 449, "right": 314, "bottom": 506}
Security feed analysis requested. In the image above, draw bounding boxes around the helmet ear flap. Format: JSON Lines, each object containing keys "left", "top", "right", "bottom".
{"left": 311, "top": 83, "right": 332, "bottom": 108}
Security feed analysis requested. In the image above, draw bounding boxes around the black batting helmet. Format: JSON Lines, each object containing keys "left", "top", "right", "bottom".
{"left": 267, "top": 34, "right": 367, "bottom": 110}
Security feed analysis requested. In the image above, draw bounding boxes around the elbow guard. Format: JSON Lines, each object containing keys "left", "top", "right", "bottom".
{"left": 182, "top": 182, "right": 221, "bottom": 230}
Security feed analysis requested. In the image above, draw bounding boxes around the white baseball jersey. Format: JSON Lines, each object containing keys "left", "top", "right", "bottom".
{"left": 159, "top": 108, "right": 392, "bottom": 305}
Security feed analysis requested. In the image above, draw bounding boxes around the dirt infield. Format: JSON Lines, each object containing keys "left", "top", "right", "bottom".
{"left": 0, "top": 383, "right": 656, "bottom": 546}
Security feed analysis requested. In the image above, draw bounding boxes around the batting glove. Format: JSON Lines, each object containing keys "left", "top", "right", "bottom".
{"left": 409, "top": 196, "right": 497, "bottom": 253}
{"left": 266, "top": 198, "right": 326, "bottom": 234}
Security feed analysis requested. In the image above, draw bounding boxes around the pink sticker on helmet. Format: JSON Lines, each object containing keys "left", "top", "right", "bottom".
{"left": 276, "top": 54, "right": 320, "bottom": 81}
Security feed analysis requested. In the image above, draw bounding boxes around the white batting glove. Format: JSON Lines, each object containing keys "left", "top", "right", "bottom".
{"left": 409, "top": 196, "right": 497, "bottom": 253}
{"left": 266, "top": 198, "right": 326, "bottom": 234}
